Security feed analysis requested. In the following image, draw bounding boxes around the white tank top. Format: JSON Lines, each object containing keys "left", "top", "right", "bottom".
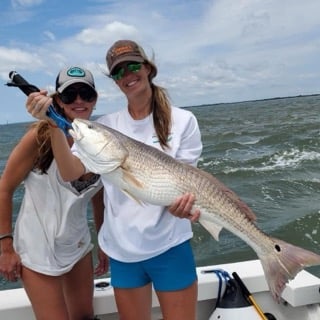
{"left": 14, "top": 160, "right": 102, "bottom": 275}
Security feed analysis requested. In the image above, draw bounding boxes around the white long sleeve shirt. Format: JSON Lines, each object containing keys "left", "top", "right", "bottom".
{"left": 96, "top": 106, "right": 203, "bottom": 262}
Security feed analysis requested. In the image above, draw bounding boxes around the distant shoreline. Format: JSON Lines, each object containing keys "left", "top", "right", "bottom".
{"left": 182, "top": 93, "right": 320, "bottom": 109}
{"left": 3, "top": 93, "right": 319, "bottom": 125}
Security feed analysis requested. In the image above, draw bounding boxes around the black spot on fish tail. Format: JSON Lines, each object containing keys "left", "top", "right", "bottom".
{"left": 274, "top": 244, "right": 281, "bottom": 252}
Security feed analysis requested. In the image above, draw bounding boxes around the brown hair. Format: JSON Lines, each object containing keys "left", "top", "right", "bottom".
{"left": 31, "top": 121, "right": 53, "bottom": 174}
{"left": 32, "top": 99, "right": 66, "bottom": 173}
{"left": 150, "top": 83, "right": 171, "bottom": 150}
{"left": 148, "top": 59, "right": 171, "bottom": 150}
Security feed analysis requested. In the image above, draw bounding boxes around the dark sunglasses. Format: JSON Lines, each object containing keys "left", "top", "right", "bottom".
{"left": 59, "top": 85, "right": 97, "bottom": 104}
{"left": 110, "top": 62, "right": 143, "bottom": 81}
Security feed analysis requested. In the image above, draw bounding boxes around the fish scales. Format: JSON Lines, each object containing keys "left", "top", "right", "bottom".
{"left": 70, "top": 118, "right": 320, "bottom": 301}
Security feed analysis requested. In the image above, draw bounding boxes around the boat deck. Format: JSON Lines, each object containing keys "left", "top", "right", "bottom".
{"left": 1, "top": 259, "right": 320, "bottom": 319}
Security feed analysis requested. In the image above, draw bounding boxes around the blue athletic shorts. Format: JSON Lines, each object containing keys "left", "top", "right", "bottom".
{"left": 109, "top": 240, "right": 197, "bottom": 291}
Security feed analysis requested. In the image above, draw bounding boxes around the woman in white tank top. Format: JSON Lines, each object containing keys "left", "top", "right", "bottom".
{"left": 0, "top": 67, "right": 108, "bottom": 320}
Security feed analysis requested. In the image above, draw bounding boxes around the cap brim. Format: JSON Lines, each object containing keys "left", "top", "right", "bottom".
{"left": 57, "top": 79, "right": 97, "bottom": 93}
{"left": 109, "top": 55, "right": 145, "bottom": 74}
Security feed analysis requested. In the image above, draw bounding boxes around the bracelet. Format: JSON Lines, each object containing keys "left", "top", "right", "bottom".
{"left": 0, "top": 233, "right": 13, "bottom": 241}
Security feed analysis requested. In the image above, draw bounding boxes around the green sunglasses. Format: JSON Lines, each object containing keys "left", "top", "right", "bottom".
{"left": 110, "top": 62, "right": 142, "bottom": 81}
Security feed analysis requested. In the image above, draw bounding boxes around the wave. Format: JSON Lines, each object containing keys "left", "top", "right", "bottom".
{"left": 200, "top": 148, "right": 320, "bottom": 174}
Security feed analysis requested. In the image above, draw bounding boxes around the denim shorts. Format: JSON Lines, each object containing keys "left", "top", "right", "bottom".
{"left": 109, "top": 240, "right": 197, "bottom": 291}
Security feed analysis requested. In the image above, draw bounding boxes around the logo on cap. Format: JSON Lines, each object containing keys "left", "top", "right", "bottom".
{"left": 110, "top": 45, "right": 135, "bottom": 58}
{"left": 67, "top": 67, "right": 85, "bottom": 77}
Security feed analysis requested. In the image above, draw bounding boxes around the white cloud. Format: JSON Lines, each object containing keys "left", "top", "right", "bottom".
{"left": 1, "top": 0, "right": 320, "bottom": 124}
{"left": 0, "top": 47, "right": 44, "bottom": 74}
{"left": 75, "top": 21, "right": 139, "bottom": 45}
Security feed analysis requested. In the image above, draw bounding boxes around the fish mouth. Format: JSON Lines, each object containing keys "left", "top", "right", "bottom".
{"left": 68, "top": 120, "right": 82, "bottom": 140}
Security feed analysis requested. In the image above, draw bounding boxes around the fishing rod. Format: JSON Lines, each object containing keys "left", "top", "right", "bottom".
{"left": 232, "top": 272, "right": 276, "bottom": 320}
{"left": 6, "top": 71, "right": 71, "bottom": 136}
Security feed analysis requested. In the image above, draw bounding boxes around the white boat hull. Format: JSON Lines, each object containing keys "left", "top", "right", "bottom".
{"left": 1, "top": 259, "right": 320, "bottom": 320}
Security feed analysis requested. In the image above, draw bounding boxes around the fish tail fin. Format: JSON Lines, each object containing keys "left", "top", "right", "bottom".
{"left": 258, "top": 238, "right": 320, "bottom": 302}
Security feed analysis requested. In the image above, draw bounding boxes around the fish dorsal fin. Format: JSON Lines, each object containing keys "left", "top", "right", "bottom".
{"left": 222, "top": 187, "right": 256, "bottom": 222}
{"left": 201, "top": 170, "right": 256, "bottom": 222}
{"left": 199, "top": 219, "right": 223, "bottom": 241}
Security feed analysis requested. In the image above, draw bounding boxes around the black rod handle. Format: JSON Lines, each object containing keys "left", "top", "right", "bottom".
{"left": 8, "top": 71, "right": 40, "bottom": 96}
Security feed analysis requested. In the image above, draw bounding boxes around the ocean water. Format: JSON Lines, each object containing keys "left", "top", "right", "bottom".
{"left": 1, "top": 95, "right": 320, "bottom": 291}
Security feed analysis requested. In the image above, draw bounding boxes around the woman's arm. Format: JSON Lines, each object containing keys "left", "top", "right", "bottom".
{"left": 91, "top": 188, "right": 109, "bottom": 276}
{"left": 91, "top": 188, "right": 104, "bottom": 233}
{"left": 0, "top": 129, "right": 38, "bottom": 280}
{"left": 49, "top": 126, "right": 86, "bottom": 181}
{"left": 26, "top": 91, "right": 86, "bottom": 181}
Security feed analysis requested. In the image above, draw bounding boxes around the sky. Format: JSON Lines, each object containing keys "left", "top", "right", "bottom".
{"left": 1, "top": 0, "right": 320, "bottom": 124}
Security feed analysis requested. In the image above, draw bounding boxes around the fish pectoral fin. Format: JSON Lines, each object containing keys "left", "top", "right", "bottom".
{"left": 119, "top": 166, "right": 144, "bottom": 205}
{"left": 121, "top": 189, "right": 144, "bottom": 206}
{"left": 199, "top": 219, "right": 223, "bottom": 241}
{"left": 122, "top": 167, "right": 144, "bottom": 189}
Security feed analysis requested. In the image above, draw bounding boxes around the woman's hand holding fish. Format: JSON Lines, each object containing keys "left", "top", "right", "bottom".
{"left": 26, "top": 91, "right": 53, "bottom": 123}
{"left": 169, "top": 193, "right": 200, "bottom": 222}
